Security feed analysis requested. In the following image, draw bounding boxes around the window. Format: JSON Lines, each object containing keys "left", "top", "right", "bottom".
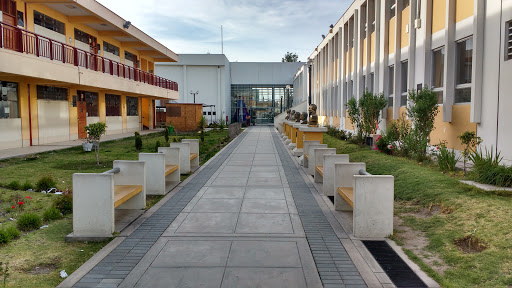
{"left": 390, "top": 1, "right": 396, "bottom": 18}
{"left": 432, "top": 47, "right": 445, "bottom": 104}
{"left": 125, "top": 51, "right": 137, "bottom": 63}
{"left": 0, "top": 81, "right": 19, "bottom": 119}
{"left": 104, "top": 41, "right": 120, "bottom": 56}
{"left": 105, "top": 94, "right": 121, "bottom": 116}
{"left": 17, "top": 11, "right": 24, "bottom": 27}
{"left": 455, "top": 37, "right": 473, "bottom": 103}
{"left": 33, "top": 11, "right": 65, "bottom": 34}
{"left": 506, "top": 20, "right": 512, "bottom": 61}
{"left": 126, "top": 96, "right": 138, "bottom": 116}
{"left": 0, "top": 0, "right": 17, "bottom": 17}
{"left": 81, "top": 91, "right": 98, "bottom": 117}
{"left": 37, "top": 85, "right": 67, "bottom": 101}
{"left": 203, "top": 112, "right": 206, "bottom": 115}
{"left": 388, "top": 66, "right": 394, "bottom": 107}
{"left": 401, "top": 61, "right": 408, "bottom": 106}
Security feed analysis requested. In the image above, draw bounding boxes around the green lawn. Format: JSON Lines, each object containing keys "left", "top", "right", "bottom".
{"left": 0, "top": 129, "right": 231, "bottom": 287}
{"left": 324, "top": 134, "right": 512, "bottom": 288}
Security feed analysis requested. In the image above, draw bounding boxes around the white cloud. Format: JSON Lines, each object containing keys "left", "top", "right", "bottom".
{"left": 97, "top": 0, "right": 351, "bottom": 62}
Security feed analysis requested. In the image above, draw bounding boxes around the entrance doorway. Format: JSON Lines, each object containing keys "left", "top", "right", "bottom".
{"left": 77, "top": 92, "right": 87, "bottom": 139}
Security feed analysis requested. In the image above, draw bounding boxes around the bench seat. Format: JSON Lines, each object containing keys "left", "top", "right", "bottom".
{"left": 165, "top": 164, "right": 179, "bottom": 176}
{"left": 315, "top": 165, "right": 324, "bottom": 176}
{"left": 337, "top": 187, "right": 354, "bottom": 208}
{"left": 114, "top": 185, "right": 143, "bottom": 208}
{"left": 190, "top": 153, "right": 198, "bottom": 160}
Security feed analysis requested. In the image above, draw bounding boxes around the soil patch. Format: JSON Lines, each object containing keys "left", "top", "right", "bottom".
{"left": 27, "top": 264, "right": 57, "bottom": 275}
{"left": 394, "top": 216, "right": 449, "bottom": 275}
{"left": 454, "top": 235, "right": 487, "bottom": 254}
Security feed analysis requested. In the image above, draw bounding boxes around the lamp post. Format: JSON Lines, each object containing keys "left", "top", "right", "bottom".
{"left": 190, "top": 90, "right": 199, "bottom": 103}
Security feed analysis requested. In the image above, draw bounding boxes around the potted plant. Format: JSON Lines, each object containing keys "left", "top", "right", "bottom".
{"left": 84, "top": 122, "right": 107, "bottom": 165}
{"left": 82, "top": 138, "right": 94, "bottom": 152}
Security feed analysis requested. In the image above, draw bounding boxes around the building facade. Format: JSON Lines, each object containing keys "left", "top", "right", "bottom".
{"left": 294, "top": 0, "right": 512, "bottom": 163}
{"left": 156, "top": 55, "right": 302, "bottom": 125}
{"left": 0, "top": 0, "right": 179, "bottom": 150}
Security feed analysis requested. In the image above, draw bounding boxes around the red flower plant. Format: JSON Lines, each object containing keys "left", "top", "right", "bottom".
{"left": 18, "top": 201, "right": 24, "bottom": 206}
{"left": 25, "top": 196, "right": 32, "bottom": 199}
{"left": 11, "top": 205, "right": 15, "bottom": 209}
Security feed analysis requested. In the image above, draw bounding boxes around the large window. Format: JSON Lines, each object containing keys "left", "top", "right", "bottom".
{"left": 104, "top": 41, "right": 120, "bottom": 56}
{"left": 0, "top": 81, "right": 19, "bottom": 119}
{"left": 33, "top": 11, "right": 65, "bottom": 34}
{"left": 400, "top": 61, "right": 408, "bottom": 106}
{"left": 432, "top": 47, "right": 445, "bottom": 104}
{"left": 125, "top": 51, "right": 137, "bottom": 63}
{"left": 388, "top": 66, "right": 394, "bottom": 107}
{"left": 37, "top": 85, "right": 67, "bottom": 101}
{"left": 126, "top": 96, "right": 138, "bottom": 116}
{"left": 81, "top": 91, "right": 98, "bottom": 117}
{"left": 105, "top": 94, "right": 121, "bottom": 116}
{"left": 455, "top": 37, "right": 473, "bottom": 103}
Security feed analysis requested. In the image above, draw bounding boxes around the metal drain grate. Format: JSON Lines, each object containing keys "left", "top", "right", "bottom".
{"left": 362, "top": 241, "right": 427, "bottom": 288}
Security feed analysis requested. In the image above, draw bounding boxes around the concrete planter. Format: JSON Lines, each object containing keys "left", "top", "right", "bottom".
{"left": 82, "top": 142, "right": 93, "bottom": 152}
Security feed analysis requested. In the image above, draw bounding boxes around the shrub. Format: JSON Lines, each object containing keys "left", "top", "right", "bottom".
{"left": 346, "top": 98, "right": 363, "bottom": 142}
{"left": 16, "top": 213, "right": 42, "bottom": 231}
{"left": 470, "top": 148, "right": 512, "bottom": 187}
{"left": 43, "top": 207, "right": 62, "bottom": 221}
{"left": 458, "top": 131, "right": 482, "bottom": 176}
{"left": 0, "top": 226, "right": 20, "bottom": 244}
{"left": 21, "top": 180, "right": 33, "bottom": 191}
{"left": 164, "top": 127, "right": 170, "bottom": 143}
{"left": 54, "top": 194, "right": 73, "bottom": 215}
{"left": 6, "top": 181, "right": 20, "bottom": 191}
{"left": 134, "top": 132, "right": 142, "bottom": 150}
{"left": 155, "top": 140, "right": 161, "bottom": 152}
{"left": 437, "top": 143, "right": 460, "bottom": 172}
{"left": 198, "top": 116, "right": 207, "bottom": 142}
{"left": 84, "top": 122, "right": 107, "bottom": 166}
{"left": 359, "top": 91, "right": 387, "bottom": 136}
{"left": 36, "top": 175, "right": 56, "bottom": 192}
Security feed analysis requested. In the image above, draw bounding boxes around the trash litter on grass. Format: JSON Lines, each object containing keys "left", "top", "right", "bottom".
{"left": 40, "top": 225, "right": 49, "bottom": 229}
{"left": 60, "top": 270, "right": 68, "bottom": 278}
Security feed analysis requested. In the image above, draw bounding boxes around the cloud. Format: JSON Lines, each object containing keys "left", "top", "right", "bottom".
{"left": 96, "top": 0, "right": 351, "bottom": 62}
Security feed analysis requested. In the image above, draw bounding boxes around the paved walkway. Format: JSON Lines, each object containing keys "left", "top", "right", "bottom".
{"left": 61, "top": 126, "right": 436, "bottom": 288}
{"left": 0, "top": 129, "right": 163, "bottom": 160}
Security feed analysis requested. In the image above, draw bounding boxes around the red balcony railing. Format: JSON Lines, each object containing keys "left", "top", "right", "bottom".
{"left": 0, "top": 21, "right": 178, "bottom": 92}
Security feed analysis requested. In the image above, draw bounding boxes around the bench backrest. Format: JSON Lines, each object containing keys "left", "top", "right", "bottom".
{"left": 157, "top": 147, "right": 181, "bottom": 166}
{"left": 182, "top": 139, "right": 199, "bottom": 154}
{"left": 306, "top": 144, "right": 327, "bottom": 160}
{"left": 303, "top": 140, "right": 321, "bottom": 156}
{"left": 334, "top": 162, "right": 366, "bottom": 189}
{"left": 314, "top": 148, "right": 336, "bottom": 167}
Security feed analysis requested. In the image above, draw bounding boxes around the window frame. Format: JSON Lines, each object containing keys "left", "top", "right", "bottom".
{"left": 126, "top": 96, "right": 138, "bottom": 116}
{"left": 388, "top": 65, "right": 395, "bottom": 108}
{"left": 455, "top": 37, "right": 473, "bottom": 104}
{"left": 105, "top": 94, "right": 121, "bottom": 117}
{"left": 506, "top": 20, "right": 512, "bottom": 61}
{"left": 0, "top": 81, "right": 19, "bottom": 119}
{"left": 400, "top": 60, "right": 408, "bottom": 107}
{"left": 33, "top": 10, "right": 65, "bottom": 35}
{"left": 104, "top": 41, "right": 120, "bottom": 57}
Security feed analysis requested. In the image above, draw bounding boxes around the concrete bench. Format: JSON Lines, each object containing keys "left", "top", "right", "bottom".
{"left": 312, "top": 148, "right": 336, "bottom": 180}
{"left": 306, "top": 145, "right": 328, "bottom": 176}
{"left": 139, "top": 147, "right": 181, "bottom": 195}
{"left": 170, "top": 142, "right": 191, "bottom": 174}
{"left": 322, "top": 154, "right": 350, "bottom": 196}
{"left": 182, "top": 139, "right": 200, "bottom": 171}
{"left": 302, "top": 140, "right": 321, "bottom": 168}
{"left": 71, "top": 160, "right": 146, "bottom": 240}
{"left": 334, "top": 163, "right": 394, "bottom": 238}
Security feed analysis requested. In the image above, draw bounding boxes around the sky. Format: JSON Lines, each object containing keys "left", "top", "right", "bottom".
{"left": 96, "top": 0, "right": 351, "bottom": 62}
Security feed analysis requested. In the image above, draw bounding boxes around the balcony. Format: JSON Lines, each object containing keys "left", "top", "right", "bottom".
{"left": 0, "top": 21, "right": 178, "bottom": 94}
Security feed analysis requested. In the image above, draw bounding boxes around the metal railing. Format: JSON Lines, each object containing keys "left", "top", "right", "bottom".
{"left": 103, "top": 167, "right": 121, "bottom": 174}
{"left": 0, "top": 21, "right": 178, "bottom": 91}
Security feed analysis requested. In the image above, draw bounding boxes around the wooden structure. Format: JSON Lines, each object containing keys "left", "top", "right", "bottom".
{"left": 166, "top": 103, "right": 203, "bottom": 132}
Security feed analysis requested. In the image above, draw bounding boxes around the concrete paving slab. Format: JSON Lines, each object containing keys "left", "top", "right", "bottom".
{"left": 221, "top": 267, "right": 307, "bottom": 288}
{"left": 247, "top": 177, "right": 282, "bottom": 186}
{"left": 202, "top": 187, "right": 245, "bottom": 199}
{"left": 151, "top": 240, "right": 231, "bottom": 267}
{"left": 134, "top": 267, "right": 224, "bottom": 288}
{"left": 191, "top": 198, "right": 243, "bottom": 213}
{"left": 211, "top": 177, "right": 248, "bottom": 186}
{"left": 235, "top": 213, "right": 293, "bottom": 234}
{"left": 176, "top": 213, "right": 238, "bottom": 233}
{"left": 244, "top": 187, "right": 286, "bottom": 199}
{"left": 227, "top": 240, "right": 301, "bottom": 267}
{"left": 241, "top": 199, "right": 289, "bottom": 213}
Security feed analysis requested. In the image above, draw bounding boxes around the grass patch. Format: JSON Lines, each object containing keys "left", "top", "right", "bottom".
{"left": 0, "top": 130, "right": 232, "bottom": 287}
{"left": 324, "top": 134, "right": 512, "bottom": 287}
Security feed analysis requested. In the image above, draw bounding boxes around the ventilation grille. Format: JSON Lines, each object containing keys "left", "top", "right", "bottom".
{"left": 508, "top": 21, "right": 512, "bottom": 60}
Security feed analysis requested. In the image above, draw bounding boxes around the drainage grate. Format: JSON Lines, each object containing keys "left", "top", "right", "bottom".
{"left": 362, "top": 241, "right": 427, "bottom": 288}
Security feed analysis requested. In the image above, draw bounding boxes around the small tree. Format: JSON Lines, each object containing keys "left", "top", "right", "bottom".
{"left": 218, "top": 112, "right": 226, "bottom": 130}
{"left": 198, "top": 116, "right": 207, "bottom": 142}
{"left": 84, "top": 122, "right": 107, "bottom": 166}
{"left": 359, "top": 91, "right": 387, "bottom": 136}
{"left": 346, "top": 98, "right": 363, "bottom": 142}
{"left": 282, "top": 52, "right": 299, "bottom": 62}
{"left": 134, "top": 132, "right": 143, "bottom": 150}
{"left": 407, "top": 87, "right": 439, "bottom": 161}
{"left": 458, "top": 131, "right": 482, "bottom": 176}
{"left": 164, "top": 126, "right": 170, "bottom": 143}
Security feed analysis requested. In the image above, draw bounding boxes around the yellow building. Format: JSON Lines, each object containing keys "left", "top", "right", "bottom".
{"left": 0, "top": 0, "right": 179, "bottom": 149}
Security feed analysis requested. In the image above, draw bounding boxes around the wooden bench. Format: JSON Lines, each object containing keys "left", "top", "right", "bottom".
{"left": 183, "top": 139, "right": 200, "bottom": 171}
{"left": 310, "top": 147, "right": 334, "bottom": 178}
{"left": 140, "top": 148, "right": 181, "bottom": 196}
{"left": 70, "top": 160, "right": 146, "bottom": 240}
{"left": 302, "top": 140, "right": 321, "bottom": 168}
{"left": 323, "top": 154, "right": 349, "bottom": 197}
{"left": 334, "top": 163, "right": 394, "bottom": 238}
{"left": 165, "top": 164, "right": 179, "bottom": 175}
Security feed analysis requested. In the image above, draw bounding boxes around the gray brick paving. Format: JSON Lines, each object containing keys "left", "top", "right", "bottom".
{"left": 73, "top": 132, "right": 248, "bottom": 287}
{"left": 271, "top": 131, "right": 367, "bottom": 288}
